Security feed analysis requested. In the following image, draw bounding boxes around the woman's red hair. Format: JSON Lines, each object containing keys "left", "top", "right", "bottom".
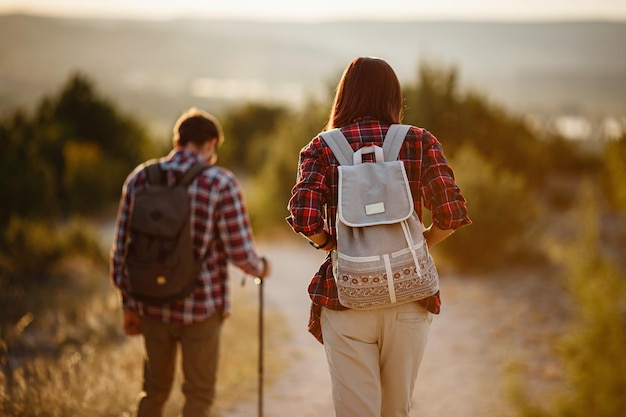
{"left": 326, "top": 57, "right": 403, "bottom": 130}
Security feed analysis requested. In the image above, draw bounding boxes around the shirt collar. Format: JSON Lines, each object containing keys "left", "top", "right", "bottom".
{"left": 168, "top": 148, "right": 205, "bottom": 165}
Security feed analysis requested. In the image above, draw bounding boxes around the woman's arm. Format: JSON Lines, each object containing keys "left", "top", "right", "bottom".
{"left": 306, "top": 230, "right": 337, "bottom": 252}
{"left": 423, "top": 224, "right": 455, "bottom": 249}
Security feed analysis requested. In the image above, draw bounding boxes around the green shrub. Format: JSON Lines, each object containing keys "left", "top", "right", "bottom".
{"left": 246, "top": 99, "right": 329, "bottom": 236}
{"left": 0, "top": 73, "right": 154, "bottom": 226}
{"left": 508, "top": 182, "right": 626, "bottom": 417}
{"left": 0, "top": 218, "right": 66, "bottom": 278}
{"left": 0, "top": 217, "right": 104, "bottom": 279}
{"left": 436, "top": 144, "right": 540, "bottom": 269}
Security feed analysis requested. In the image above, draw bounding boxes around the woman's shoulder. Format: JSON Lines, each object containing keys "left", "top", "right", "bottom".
{"left": 402, "top": 125, "right": 441, "bottom": 147}
{"left": 300, "top": 133, "right": 328, "bottom": 155}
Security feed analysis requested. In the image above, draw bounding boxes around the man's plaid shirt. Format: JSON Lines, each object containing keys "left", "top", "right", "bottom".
{"left": 111, "top": 149, "right": 265, "bottom": 323}
{"left": 287, "top": 120, "right": 471, "bottom": 343}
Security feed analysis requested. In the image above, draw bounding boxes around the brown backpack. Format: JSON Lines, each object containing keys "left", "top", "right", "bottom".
{"left": 125, "top": 160, "right": 210, "bottom": 304}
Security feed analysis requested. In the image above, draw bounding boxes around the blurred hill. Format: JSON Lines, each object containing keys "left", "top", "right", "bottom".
{"left": 1, "top": 14, "right": 625, "bottom": 131}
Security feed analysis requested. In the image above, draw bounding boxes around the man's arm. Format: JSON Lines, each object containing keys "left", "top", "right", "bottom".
{"left": 217, "top": 173, "right": 269, "bottom": 278}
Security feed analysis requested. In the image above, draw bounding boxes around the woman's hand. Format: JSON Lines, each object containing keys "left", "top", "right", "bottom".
{"left": 423, "top": 225, "right": 455, "bottom": 249}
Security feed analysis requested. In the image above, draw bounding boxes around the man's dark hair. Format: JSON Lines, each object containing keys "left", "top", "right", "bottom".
{"left": 173, "top": 108, "right": 224, "bottom": 148}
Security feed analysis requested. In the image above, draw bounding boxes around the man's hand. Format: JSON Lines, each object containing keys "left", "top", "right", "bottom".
{"left": 123, "top": 308, "right": 142, "bottom": 336}
{"left": 258, "top": 256, "right": 271, "bottom": 279}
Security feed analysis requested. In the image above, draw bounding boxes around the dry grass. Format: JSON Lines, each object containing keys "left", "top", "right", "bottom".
{"left": 1, "top": 263, "right": 289, "bottom": 417}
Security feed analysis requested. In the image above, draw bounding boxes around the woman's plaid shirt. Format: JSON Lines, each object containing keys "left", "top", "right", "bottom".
{"left": 287, "top": 120, "right": 471, "bottom": 343}
{"left": 111, "top": 149, "right": 265, "bottom": 323}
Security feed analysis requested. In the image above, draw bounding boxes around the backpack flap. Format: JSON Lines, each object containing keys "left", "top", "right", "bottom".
{"left": 125, "top": 162, "right": 210, "bottom": 304}
{"left": 130, "top": 185, "right": 191, "bottom": 237}
{"left": 337, "top": 160, "right": 414, "bottom": 227}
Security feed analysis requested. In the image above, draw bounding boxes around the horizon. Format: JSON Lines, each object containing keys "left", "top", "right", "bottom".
{"left": 1, "top": 0, "right": 626, "bottom": 22}
{"left": 1, "top": 4, "right": 625, "bottom": 138}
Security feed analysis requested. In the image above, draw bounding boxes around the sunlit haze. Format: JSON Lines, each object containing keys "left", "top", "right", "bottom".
{"left": 1, "top": 0, "right": 626, "bottom": 21}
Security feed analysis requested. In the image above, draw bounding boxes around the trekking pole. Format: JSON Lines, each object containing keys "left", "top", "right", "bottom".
{"left": 255, "top": 276, "right": 264, "bottom": 417}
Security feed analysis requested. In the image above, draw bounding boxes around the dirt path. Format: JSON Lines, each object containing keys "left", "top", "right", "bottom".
{"left": 224, "top": 240, "right": 335, "bottom": 417}
{"left": 98, "top": 215, "right": 565, "bottom": 417}
{"left": 224, "top": 239, "right": 568, "bottom": 417}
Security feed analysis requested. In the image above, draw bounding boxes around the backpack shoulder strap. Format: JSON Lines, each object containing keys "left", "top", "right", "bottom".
{"left": 382, "top": 124, "right": 412, "bottom": 161}
{"left": 144, "top": 159, "right": 164, "bottom": 186}
{"left": 319, "top": 129, "right": 354, "bottom": 166}
{"left": 178, "top": 162, "right": 211, "bottom": 187}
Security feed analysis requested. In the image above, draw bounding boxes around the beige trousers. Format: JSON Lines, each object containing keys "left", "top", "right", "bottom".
{"left": 321, "top": 302, "right": 433, "bottom": 417}
{"left": 137, "top": 314, "right": 222, "bottom": 417}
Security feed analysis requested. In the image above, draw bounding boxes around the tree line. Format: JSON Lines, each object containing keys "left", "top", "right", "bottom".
{"left": 1, "top": 66, "right": 623, "bottom": 272}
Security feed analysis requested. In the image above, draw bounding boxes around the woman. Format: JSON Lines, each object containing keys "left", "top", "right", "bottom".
{"left": 287, "top": 57, "right": 471, "bottom": 417}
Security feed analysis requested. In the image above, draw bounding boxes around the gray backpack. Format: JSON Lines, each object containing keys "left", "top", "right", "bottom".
{"left": 125, "top": 160, "right": 209, "bottom": 304}
{"left": 320, "top": 125, "right": 439, "bottom": 310}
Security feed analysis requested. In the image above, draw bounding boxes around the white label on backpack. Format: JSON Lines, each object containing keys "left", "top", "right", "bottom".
{"left": 365, "top": 202, "right": 386, "bottom": 216}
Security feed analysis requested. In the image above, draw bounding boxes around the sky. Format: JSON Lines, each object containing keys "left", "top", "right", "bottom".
{"left": 1, "top": 0, "right": 626, "bottom": 21}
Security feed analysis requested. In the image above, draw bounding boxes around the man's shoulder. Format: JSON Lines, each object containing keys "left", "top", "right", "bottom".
{"left": 196, "top": 165, "right": 240, "bottom": 189}
{"left": 123, "top": 161, "right": 152, "bottom": 189}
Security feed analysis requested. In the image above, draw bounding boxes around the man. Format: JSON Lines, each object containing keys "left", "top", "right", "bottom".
{"left": 110, "top": 107, "right": 270, "bottom": 417}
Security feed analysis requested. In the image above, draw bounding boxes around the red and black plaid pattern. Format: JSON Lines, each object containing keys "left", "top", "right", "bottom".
{"left": 111, "top": 149, "right": 264, "bottom": 323}
{"left": 288, "top": 120, "right": 471, "bottom": 343}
